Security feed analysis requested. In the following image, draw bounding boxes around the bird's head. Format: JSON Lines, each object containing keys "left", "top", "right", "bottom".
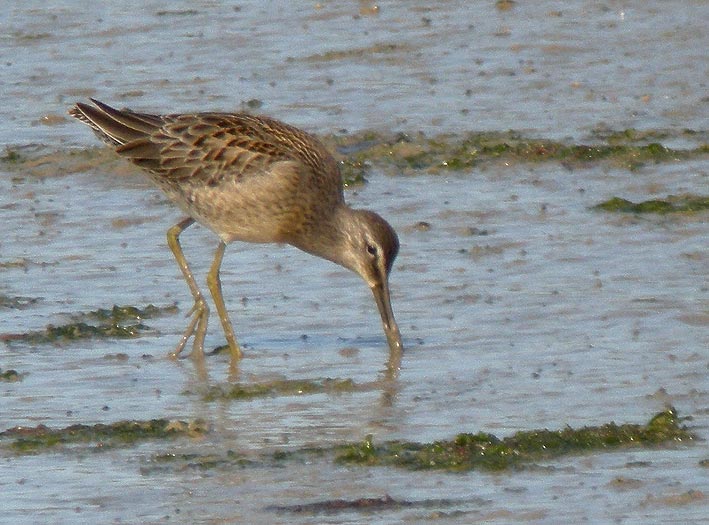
{"left": 337, "top": 209, "right": 403, "bottom": 353}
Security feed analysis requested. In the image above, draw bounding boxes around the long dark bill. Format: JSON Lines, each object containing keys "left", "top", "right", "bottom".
{"left": 371, "top": 280, "right": 403, "bottom": 354}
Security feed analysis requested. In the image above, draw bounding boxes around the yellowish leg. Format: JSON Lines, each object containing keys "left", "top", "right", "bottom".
{"left": 166, "top": 218, "right": 209, "bottom": 359}
{"left": 206, "top": 241, "right": 242, "bottom": 361}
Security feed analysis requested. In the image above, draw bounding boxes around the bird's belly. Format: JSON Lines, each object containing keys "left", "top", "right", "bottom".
{"left": 163, "top": 180, "right": 304, "bottom": 245}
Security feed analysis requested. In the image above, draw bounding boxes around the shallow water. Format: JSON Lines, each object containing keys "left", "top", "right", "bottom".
{"left": 2, "top": 1, "right": 708, "bottom": 524}
{"left": 4, "top": 1, "right": 708, "bottom": 145}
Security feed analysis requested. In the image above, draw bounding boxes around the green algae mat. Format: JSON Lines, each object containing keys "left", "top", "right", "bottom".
{"left": 1, "top": 419, "right": 207, "bottom": 454}
{"left": 1, "top": 409, "right": 694, "bottom": 474}
{"left": 593, "top": 196, "right": 709, "bottom": 214}
{"left": 335, "top": 408, "right": 693, "bottom": 472}
{"left": 0, "top": 304, "right": 177, "bottom": 345}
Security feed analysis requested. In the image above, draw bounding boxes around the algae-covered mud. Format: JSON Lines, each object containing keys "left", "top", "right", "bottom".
{"left": 148, "top": 409, "right": 694, "bottom": 475}
{"left": 1, "top": 418, "right": 207, "bottom": 454}
{"left": 327, "top": 128, "right": 709, "bottom": 176}
{"left": 1, "top": 304, "right": 177, "bottom": 345}
{"left": 593, "top": 195, "right": 709, "bottom": 214}
{"left": 2, "top": 1, "right": 708, "bottom": 524}
{"left": 1, "top": 409, "right": 687, "bottom": 462}
{"left": 335, "top": 409, "right": 693, "bottom": 472}
{"left": 0, "top": 368, "right": 23, "bottom": 382}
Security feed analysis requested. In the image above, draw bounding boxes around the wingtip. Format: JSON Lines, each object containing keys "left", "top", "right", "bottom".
{"left": 68, "top": 98, "right": 106, "bottom": 114}
{"left": 68, "top": 101, "right": 87, "bottom": 118}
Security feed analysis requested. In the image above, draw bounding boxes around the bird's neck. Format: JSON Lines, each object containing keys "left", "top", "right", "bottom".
{"left": 289, "top": 204, "right": 357, "bottom": 272}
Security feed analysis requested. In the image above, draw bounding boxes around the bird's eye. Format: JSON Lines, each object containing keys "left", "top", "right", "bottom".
{"left": 366, "top": 243, "right": 378, "bottom": 256}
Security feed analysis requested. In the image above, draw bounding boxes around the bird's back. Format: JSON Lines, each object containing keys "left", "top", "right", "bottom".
{"left": 70, "top": 99, "right": 339, "bottom": 185}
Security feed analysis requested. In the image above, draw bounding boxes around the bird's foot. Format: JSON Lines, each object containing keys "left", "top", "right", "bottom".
{"left": 170, "top": 296, "right": 209, "bottom": 360}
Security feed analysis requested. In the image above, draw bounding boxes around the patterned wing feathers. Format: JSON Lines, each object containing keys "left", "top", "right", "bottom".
{"left": 70, "top": 100, "right": 337, "bottom": 186}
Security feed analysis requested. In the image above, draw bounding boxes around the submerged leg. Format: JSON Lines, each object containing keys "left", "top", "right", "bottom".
{"left": 166, "top": 217, "right": 209, "bottom": 359}
{"left": 206, "top": 241, "right": 242, "bottom": 361}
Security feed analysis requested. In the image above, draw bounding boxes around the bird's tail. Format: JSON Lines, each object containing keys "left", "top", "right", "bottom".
{"left": 68, "top": 98, "right": 162, "bottom": 147}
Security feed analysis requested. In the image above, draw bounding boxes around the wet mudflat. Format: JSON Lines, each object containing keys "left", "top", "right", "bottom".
{"left": 2, "top": 1, "right": 708, "bottom": 524}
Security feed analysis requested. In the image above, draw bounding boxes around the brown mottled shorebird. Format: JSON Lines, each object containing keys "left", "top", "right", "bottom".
{"left": 69, "top": 99, "right": 402, "bottom": 365}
